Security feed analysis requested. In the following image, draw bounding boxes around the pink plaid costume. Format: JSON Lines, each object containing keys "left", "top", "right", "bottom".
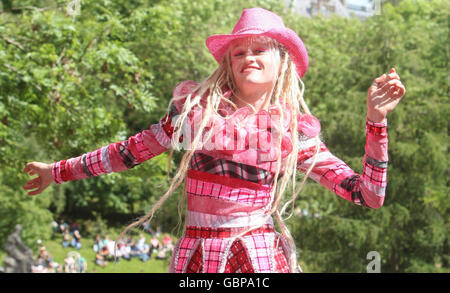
{"left": 51, "top": 81, "right": 389, "bottom": 273}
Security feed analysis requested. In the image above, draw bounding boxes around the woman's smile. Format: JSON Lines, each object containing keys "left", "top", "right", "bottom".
{"left": 241, "top": 65, "right": 261, "bottom": 73}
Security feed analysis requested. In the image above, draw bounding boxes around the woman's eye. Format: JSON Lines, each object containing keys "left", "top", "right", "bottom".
{"left": 232, "top": 48, "right": 267, "bottom": 57}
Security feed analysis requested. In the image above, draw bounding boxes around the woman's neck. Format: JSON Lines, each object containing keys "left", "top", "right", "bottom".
{"left": 233, "top": 88, "right": 273, "bottom": 113}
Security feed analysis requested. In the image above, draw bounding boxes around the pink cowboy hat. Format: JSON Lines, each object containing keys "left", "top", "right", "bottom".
{"left": 206, "top": 7, "right": 309, "bottom": 78}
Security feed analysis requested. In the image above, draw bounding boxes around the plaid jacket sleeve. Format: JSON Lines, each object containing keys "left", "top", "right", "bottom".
{"left": 51, "top": 100, "right": 184, "bottom": 184}
{"left": 297, "top": 118, "right": 388, "bottom": 209}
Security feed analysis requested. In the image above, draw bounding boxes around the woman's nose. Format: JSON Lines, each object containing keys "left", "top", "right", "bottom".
{"left": 244, "top": 52, "right": 257, "bottom": 62}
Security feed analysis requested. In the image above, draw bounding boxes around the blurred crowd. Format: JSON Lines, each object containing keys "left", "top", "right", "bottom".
{"left": 31, "top": 242, "right": 87, "bottom": 273}
{"left": 30, "top": 219, "right": 174, "bottom": 273}
{"left": 93, "top": 233, "right": 173, "bottom": 267}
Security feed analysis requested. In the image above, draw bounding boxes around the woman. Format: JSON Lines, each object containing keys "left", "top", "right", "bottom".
{"left": 23, "top": 8, "right": 405, "bottom": 273}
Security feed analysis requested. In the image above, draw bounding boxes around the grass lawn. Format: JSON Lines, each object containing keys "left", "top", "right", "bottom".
{"left": 2, "top": 232, "right": 173, "bottom": 273}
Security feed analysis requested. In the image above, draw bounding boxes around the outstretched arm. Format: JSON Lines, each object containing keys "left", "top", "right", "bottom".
{"left": 297, "top": 119, "right": 388, "bottom": 208}
{"left": 297, "top": 68, "right": 405, "bottom": 208}
{"left": 23, "top": 95, "right": 185, "bottom": 195}
{"left": 50, "top": 124, "right": 171, "bottom": 184}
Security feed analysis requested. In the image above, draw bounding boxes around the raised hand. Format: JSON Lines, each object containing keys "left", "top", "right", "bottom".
{"left": 23, "top": 162, "right": 53, "bottom": 196}
{"left": 367, "top": 68, "right": 406, "bottom": 123}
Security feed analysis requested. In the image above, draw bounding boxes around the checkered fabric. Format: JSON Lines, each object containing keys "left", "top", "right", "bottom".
{"left": 186, "top": 244, "right": 203, "bottom": 273}
{"left": 170, "top": 237, "right": 201, "bottom": 273}
{"left": 186, "top": 169, "right": 272, "bottom": 206}
{"left": 82, "top": 149, "right": 107, "bottom": 176}
{"left": 224, "top": 240, "right": 255, "bottom": 273}
{"left": 297, "top": 119, "right": 388, "bottom": 209}
{"left": 189, "top": 152, "right": 274, "bottom": 185}
{"left": 52, "top": 159, "right": 71, "bottom": 184}
{"left": 171, "top": 225, "right": 290, "bottom": 273}
{"left": 185, "top": 169, "right": 274, "bottom": 229}
{"left": 366, "top": 118, "right": 388, "bottom": 136}
{"left": 274, "top": 239, "right": 290, "bottom": 273}
{"left": 185, "top": 225, "right": 274, "bottom": 239}
{"left": 51, "top": 126, "right": 167, "bottom": 182}
{"left": 52, "top": 81, "right": 390, "bottom": 272}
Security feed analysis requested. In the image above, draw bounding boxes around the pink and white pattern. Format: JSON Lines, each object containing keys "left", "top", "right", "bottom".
{"left": 51, "top": 80, "right": 389, "bottom": 272}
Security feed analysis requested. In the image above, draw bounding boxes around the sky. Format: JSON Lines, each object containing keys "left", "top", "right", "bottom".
{"left": 346, "top": 0, "right": 372, "bottom": 6}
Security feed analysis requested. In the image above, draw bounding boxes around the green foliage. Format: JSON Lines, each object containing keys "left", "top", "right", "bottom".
{"left": 0, "top": 0, "right": 447, "bottom": 272}
{"left": 0, "top": 231, "right": 172, "bottom": 273}
{"left": 285, "top": 0, "right": 449, "bottom": 272}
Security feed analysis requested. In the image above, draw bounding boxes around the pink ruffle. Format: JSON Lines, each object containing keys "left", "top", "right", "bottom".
{"left": 173, "top": 81, "right": 321, "bottom": 164}
{"left": 297, "top": 113, "right": 321, "bottom": 138}
{"left": 190, "top": 104, "right": 297, "bottom": 163}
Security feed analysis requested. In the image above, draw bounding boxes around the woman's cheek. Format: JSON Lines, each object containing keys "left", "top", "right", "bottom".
{"left": 231, "top": 60, "right": 238, "bottom": 75}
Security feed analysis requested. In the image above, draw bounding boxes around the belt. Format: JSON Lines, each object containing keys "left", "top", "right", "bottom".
{"left": 184, "top": 224, "right": 275, "bottom": 239}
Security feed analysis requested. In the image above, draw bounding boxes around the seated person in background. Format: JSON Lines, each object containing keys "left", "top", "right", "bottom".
{"left": 101, "top": 235, "right": 116, "bottom": 259}
{"left": 149, "top": 236, "right": 160, "bottom": 258}
{"left": 93, "top": 234, "right": 104, "bottom": 253}
{"left": 71, "top": 230, "right": 82, "bottom": 250}
{"left": 156, "top": 247, "right": 167, "bottom": 260}
{"left": 118, "top": 243, "right": 131, "bottom": 261}
{"left": 102, "top": 234, "right": 111, "bottom": 247}
{"left": 129, "top": 238, "right": 141, "bottom": 258}
{"left": 58, "top": 220, "right": 68, "bottom": 234}
{"left": 64, "top": 254, "right": 75, "bottom": 273}
{"left": 51, "top": 221, "right": 58, "bottom": 239}
{"left": 95, "top": 246, "right": 109, "bottom": 267}
{"left": 162, "top": 235, "right": 173, "bottom": 251}
{"left": 70, "top": 221, "right": 80, "bottom": 234}
{"left": 106, "top": 237, "right": 116, "bottom": 259}
{"left": 75, "top": 254, "right": 87, "bottom": 273}
{"left": 137, "top": 233, "right": 146, "bottom": 249}
{"left": 37, "top": 246, "right": 52, "bottom": 266}
{"left": 61, "top": 227, "right": 70, "bottom": 248}
{"left": 138, "top": 242, "right": 150, "bottom": 262}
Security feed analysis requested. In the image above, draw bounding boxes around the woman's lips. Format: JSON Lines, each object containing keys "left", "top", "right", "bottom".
{"left": 241, "top": 66, "right": 260, "bottom": 72}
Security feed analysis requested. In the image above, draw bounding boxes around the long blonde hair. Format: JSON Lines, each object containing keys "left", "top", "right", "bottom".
{"left": 116, "top": 36, "right": 321, "bottom": 272}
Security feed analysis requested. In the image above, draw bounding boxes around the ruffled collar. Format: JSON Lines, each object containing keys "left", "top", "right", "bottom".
{"left": 188, "top": 96, "right": 321, "bottom": 165}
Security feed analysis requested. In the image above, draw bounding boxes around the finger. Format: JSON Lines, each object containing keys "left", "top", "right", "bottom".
{"left": 24, "top": 184, "right": 38, "bottom": 190}
{"left": 24, "top": 164, "right": 36, "bottom": 175}
{"left": 28, "top": 189, "right": 41, "bottom": 196}
{"left": 391, "top": 83, "right": 406, "bottom": 99}
{"left": 378, "top": 79, "right": 401, "bottom": 94}
{"left": 369, "top": 74, "right": 387, "bottom": 95}
{"left": 373, "top": 74, "right": 387, "bottom": 86}
{"left": 27, "top": 184, "right": 45, "bottom": 196}
{"left": 24, "top": 182, "right": 37, "bottom": 189}
{"left": 386, "top": 71, "right": 400, "bottom": 81}
{"left": 24, "top": 163, "right": 32, "bottom": 173}
{"left": 385, "top": 84, "right": 398, "bottom": 98}
{"left": 24, "top": 177, "right": 41, "bottom": 189}
{"left": 385, "top": 81, "right": 406, "bottom": 99}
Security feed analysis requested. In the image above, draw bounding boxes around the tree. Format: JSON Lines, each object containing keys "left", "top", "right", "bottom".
{"left": 0, "top": 0, "right": 447, "bottom": 272}
{"left": 285, "top": 0, "right": 448, "bottom": 272}
{"left": 0, "top": 0, "right": 286, "bottom": 249}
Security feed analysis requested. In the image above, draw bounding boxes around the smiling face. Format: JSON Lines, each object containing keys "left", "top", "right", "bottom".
{"left": 229, "top": 36, "right": 281, "bottom": 96}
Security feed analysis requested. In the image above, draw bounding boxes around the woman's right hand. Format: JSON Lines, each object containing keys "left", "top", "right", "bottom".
{"left": 23, "top": 162, "right": 53, "bottom": 196}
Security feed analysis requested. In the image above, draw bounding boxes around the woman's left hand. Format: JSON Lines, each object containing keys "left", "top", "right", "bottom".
{"left": 367, "top": 68, "right": 406, "bottom": 122}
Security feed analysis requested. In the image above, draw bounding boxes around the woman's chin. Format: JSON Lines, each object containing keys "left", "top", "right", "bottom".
{"left": 238, "top": 77, "right": 269, "bottom": 87}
